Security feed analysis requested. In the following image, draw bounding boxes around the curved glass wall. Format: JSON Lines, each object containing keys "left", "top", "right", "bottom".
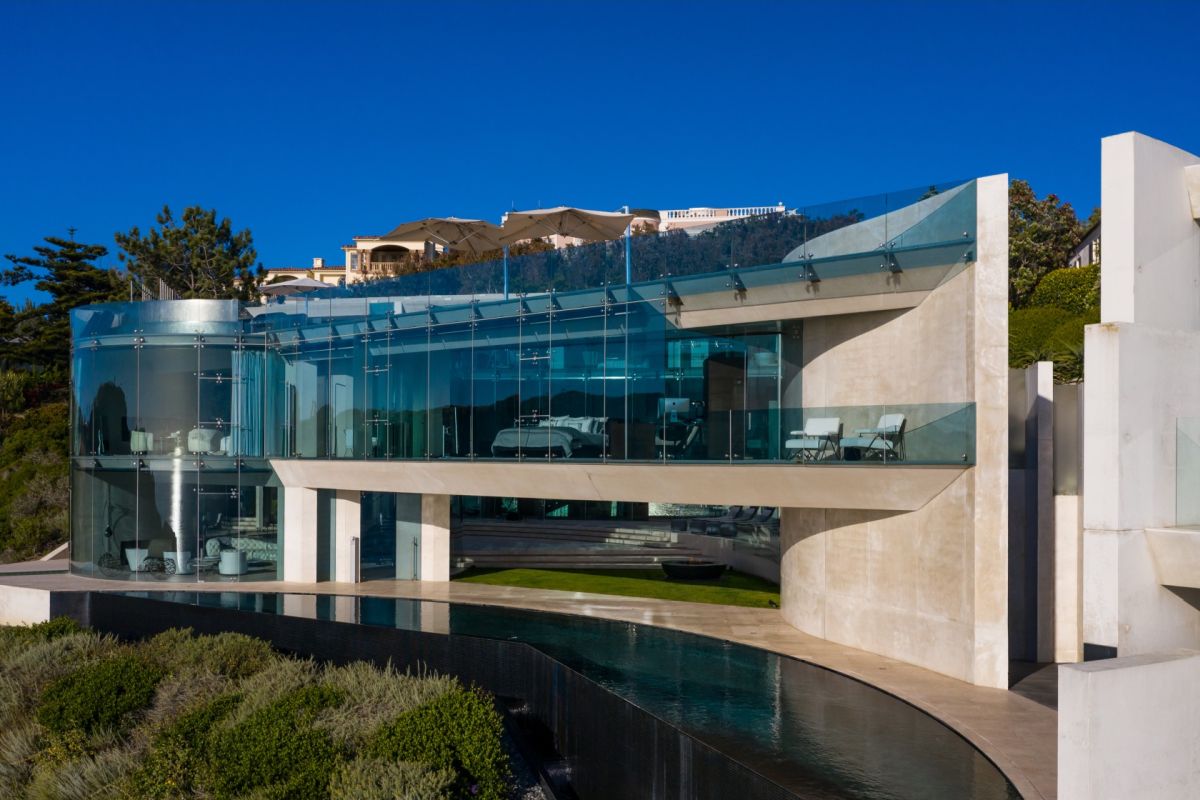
{"left": 71, "top": 301, "right": 280, "bottom": 582}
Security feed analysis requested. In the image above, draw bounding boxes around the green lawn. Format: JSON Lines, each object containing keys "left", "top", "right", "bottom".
{"left": 455, "top": 567, "right": 781, "bottom": 608}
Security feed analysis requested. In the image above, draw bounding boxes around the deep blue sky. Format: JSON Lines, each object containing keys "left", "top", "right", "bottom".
{"left": 3, "top": 0, "right": 1198, "bottom": 304}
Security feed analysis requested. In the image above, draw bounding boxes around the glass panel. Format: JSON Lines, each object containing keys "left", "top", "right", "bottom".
{"left": 361, "top": 491, "right": 395, "bottom": 580}
{"left": 550, "top": 304, "right": 610, "bottom": 460}
{"left": 362, "top": 327, "right": 392, "bottom": 459}
{"left": 395, "top": 493, "right": 421, "bottom": 580}
{"left": 428, "top": 322, "right": 474, "bottom": 459}
{"left": 473, "top": 314, "right": 520, "bottom": 460}
{"left": 391, "top": 323, "right": 427, "bottom": 459}
{"left": 517, "top": 310, "right": 552, "bottom": 459}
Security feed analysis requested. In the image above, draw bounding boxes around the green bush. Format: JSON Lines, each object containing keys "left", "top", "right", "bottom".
{"left": 142, "top": 628, "right": 275, "bottom": 680}
{"left": 0, "top": 617, "right": 81, "bottom": 656}
{"left": 205, "top": 685, "right": 345, "bottom": 800}
{"left": 0, "top": 402, "right": 70, "bottom": 562}
{"left": 35, "top": 653, "right": 165, "bottom": 736}
{"left": 0, "top": 631, "right": 117, "bottom": 721}
{"left": 131, "top": 692, "right": 242, "bottom": 799}
{"left": 316, "top": 661, "right": 454, "bottom": 748}
{"left": 1029, "top": 264, "right": 1100, "bottom": 315}
{"left": 368, "top": 684, "right": 510, "bottom": 800}
{"left": 1009, "top": 306, "right": 1072, "bottom": 367}
{"left": 329, "top": 757, "right": 453, "bottom": 800}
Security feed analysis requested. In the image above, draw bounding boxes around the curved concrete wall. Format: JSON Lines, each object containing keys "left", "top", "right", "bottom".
{"left": 779, "top": 175, "right": 1009, "bottom": 688}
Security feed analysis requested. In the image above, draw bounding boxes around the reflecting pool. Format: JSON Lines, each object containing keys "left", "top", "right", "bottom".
{"left": 121, "top": 591, "right": 1020, "bottom": 800}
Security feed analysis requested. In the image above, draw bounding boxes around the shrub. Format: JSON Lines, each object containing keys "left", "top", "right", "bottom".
{"left": 142, "top": 628, "right": 275, "bottom": 680}
{"left": 368, "top": 683, "right": 510, "bottom": 800}
{"left": 0, "top": 616, "right": 82, "bottom": 662}
{"left": 223, "top": 656, "right": 320, "bottom": 727}
{"left": 316, "top": 661, "right": 455, "bottom": 748}
{"left": 0, "top": 722, "right": 41, "bottom": 797}
{"left": 1029, "top": 264, "right": 1100, "bottom": 315}
{"left": 26, "top": 744, "right": 140, "bottom": 800}
{"left": 131, "top": 691, "right": 242, "bottom": 799}
{"left": 205, "top": 685, "right": 345, "bottom": 800}
{"left": 0, "top": 632, "right": 117, "bottom": 719}
{"left": 1009, "top": 306, "right": 1072, "bottom": 368}
{"left": 329, "top": 757, "right": 453, "bottom": 800}
{"left": 36, "top": 653, "right": 165, "bottom": 736}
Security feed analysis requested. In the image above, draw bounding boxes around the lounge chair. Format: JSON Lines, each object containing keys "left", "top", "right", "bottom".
{"left": 713, "top": 506, "right": 758, "bottom": 537}
{"left": 785, "top": 417, "right": 842, "bottom": 462}
{"left": 839, "top": 413, "right": 906, "bottom": 461}
{"left": 685, "top": 505, "right": 739, "bottom": 532}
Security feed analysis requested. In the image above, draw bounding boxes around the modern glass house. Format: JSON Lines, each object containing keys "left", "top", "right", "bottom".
{"left": 68, "top": 177, "right": 1012, "bottom": 689}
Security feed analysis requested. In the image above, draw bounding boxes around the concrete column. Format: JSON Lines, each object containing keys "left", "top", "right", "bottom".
{"left": 282, "top": 486, "right": 318, "bottom": 583}
{"left": 970, "top": 173, "right": 1011, "bottom": 689}
{"left": 1030, "top": 361, "right": 1055, "bottom": 662}
{"left": 1055, "top": 494, "right": 1084, "bottom": 662}
{"left": 420, "top": 494, "right": 451, "bottom": 581}
{"left": 333, "top": 489, "right": 361, "bottom": 583}
{"left": 1059, "top": 650, "right": 1200, "bottom": 800}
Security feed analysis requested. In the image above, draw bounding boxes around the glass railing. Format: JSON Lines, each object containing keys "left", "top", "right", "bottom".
{"left": 1178, "top": 418, "right": 1200, "bottom": 526}
{"left": 302, "top": 179, "right": 976, "bottom": 307}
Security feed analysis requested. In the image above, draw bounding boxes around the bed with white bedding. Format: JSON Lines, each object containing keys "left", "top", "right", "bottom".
{"left": 490, "top": 416, "right": 607, "bottom": 458}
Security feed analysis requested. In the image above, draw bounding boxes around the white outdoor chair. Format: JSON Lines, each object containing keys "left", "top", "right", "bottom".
{"left": 785, "top": 417, "right": 842, "bottom": 462}
{"left": 839, "top": 413, "right": 906, "bottom": 461}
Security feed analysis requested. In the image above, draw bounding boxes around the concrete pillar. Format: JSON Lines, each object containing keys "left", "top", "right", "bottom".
{"left": 1059, "top": 650, "right": 1200, "bottom": 800}
{"left": 1030, "top": 361, "right": 1055, "bottom": 662}
{"left": 1055, "top": 494, "right": 1084, "bottom": 662}
{"left": 969, "top": 173, "right": 1011, "bottom": 689}
{"left": 420, "top": 494, "right": 451, "bottom": 581}
{"left": 282, "top": 486, "right": 318, "bottom": 583}
{"left": 333, "top": 489, "right": 361, "bottom": 583}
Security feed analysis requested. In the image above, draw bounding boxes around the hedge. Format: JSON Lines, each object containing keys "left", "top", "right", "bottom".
{"left": 1029, "top": 264, "right": 1100, "bottom": 315}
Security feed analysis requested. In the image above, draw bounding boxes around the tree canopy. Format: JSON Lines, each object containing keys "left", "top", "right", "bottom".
{"left": 1008, "top": 180, "right": 1086, "bottom": 307}
{"left": 115, "top": 205, "right": 264, "bottom": 301}
{"left": 1, "top": 236, "right": 124, "bottom": 371}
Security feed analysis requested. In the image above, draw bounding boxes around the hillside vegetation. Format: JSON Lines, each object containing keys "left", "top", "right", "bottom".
{"left": 0, "top": 619, "right": 512, "bottom": 800}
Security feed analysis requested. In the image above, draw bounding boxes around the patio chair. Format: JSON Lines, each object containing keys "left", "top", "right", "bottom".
{"left": 684, "top": 505, "right": 739, "bottom": 532}
{"left": 839, "top": 413, "right": 906, "bottom": 461}
{"left": 785, "top": 417, "right": 842, "bottom": 462}
{"left": 713, "top": 506, "right": 758, "bottom": 537}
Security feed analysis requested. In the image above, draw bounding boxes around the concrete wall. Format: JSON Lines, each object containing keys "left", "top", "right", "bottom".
{"left": 1059, "top": 650, "right": 1200, "bottom": 800}
{"left": 0, "top": 585, "right": 50, "bottom": 626}
{"left": 1083, "top": 132, "right": 1200, "bottom": 655}
{"left": 781, "top": 175, "right": 1010, "bottom": 688}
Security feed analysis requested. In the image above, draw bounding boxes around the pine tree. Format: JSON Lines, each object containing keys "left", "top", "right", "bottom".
{"left": 115, "top": 205, "right": 264, "bottom": 301}
{"left": 1, "top": 236, "right": 125, "bottom": 371}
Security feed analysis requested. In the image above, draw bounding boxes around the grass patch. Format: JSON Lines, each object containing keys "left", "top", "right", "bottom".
{"left": 455, "top": 567, "right": 780, "bottom": 608}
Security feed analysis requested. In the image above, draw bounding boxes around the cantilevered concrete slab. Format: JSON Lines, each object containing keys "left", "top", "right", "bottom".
{"left": 1145, "top": 527, "right": 1200, "bottom": 589}
{"left": 270, "top": 458, "right": 966, "bottom": 512}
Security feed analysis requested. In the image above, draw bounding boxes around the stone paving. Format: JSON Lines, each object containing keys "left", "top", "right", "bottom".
{"left": 0, "top": 567, "right": 1056, "bottom": 799}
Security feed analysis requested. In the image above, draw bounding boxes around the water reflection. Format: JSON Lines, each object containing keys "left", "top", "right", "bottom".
{"left": 122, "top": 591, "right": 1019, "bottom": 800}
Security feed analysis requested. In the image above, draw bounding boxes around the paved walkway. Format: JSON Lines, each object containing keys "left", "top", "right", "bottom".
{"left": 0, "top": 569, "right": 1056, "bottom": 799}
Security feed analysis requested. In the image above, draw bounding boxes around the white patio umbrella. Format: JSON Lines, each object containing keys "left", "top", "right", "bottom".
{"left": 260, "top": 276, "right": 330, "bottom": 296}
{"left": 380, "top": 217, "right": 503, "bottom": 257}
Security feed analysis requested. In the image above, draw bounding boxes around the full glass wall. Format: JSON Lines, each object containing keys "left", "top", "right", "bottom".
{"left": 70, "top": 301, "right": 280, "bottom": 582}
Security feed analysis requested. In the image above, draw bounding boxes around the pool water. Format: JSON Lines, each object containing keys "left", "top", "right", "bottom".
{"left": 123, "top": 591, "right": 1021, "bottom": 800}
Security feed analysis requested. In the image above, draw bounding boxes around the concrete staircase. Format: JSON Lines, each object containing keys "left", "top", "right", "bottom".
{"left": 453, "top": 520, "right": 705, "bottom": 569}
